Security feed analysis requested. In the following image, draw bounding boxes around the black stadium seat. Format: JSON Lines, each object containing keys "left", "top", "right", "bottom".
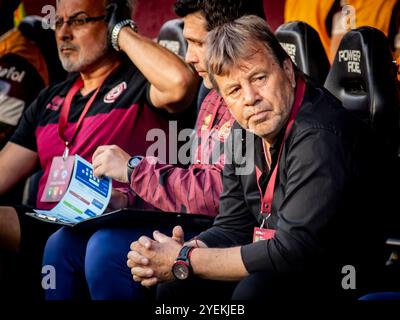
{"left": 275, "top": 21, "right": 330, "bottom": 87}
{"left": 324, "top": 27, "right": 400, "bottom": 155}
{"left": 325, "top": 27, "right": 400, "bottom": 298}
{"left": 18, "top": 16, "right": 66, "bottom": 84}
{"left": 157, "top": 18, "right": 187, "bottom": 58}
{"left": 16, "top": 16, "right": 65, "bottom": 207}
{"left": 157, "top": 18, "right": 209, "bottom": 113}
{"left": 0, "top": 16, "right": 65, "bottom": 207}
{"left": 325, "top": 27, "right": 400, "bottom": 229}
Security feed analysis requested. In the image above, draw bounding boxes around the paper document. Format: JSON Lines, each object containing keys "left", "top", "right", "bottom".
{"left": 33, "top": 155, "right": 112, "bottom": 224}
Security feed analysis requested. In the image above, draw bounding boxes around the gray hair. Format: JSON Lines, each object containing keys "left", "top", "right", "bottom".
{"left": 205, "top": 15, "right": 292, "bottom": 91}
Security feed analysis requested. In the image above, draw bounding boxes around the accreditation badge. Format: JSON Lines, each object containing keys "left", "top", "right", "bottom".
{"left": 253, "top": 227, "right": 276, "bottom": 242}
{"left": 40, "top": 156, "right": 74, "bottom": 202}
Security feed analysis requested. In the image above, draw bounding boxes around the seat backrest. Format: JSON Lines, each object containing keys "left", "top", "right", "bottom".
{"left": 324, "top": 27, "right": 400, "bottom": 155}
{"left": 18, "top": 15, "right": 66, "bottom": 84}
{"left": 157, "top": 18, "right": 210, "bottom": 115}
{"left": 23, "top": 169, "right": 43, "bottom": 207}
{"left": 157, "top": 18, "right": 187, "bottom": 58}
{"left": 276, "top": 21, "right": 330, "bottom": 87}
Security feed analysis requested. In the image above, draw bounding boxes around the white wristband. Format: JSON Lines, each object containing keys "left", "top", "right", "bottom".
{"left": 111, "top": 19, "right": 137, "bottom": 51}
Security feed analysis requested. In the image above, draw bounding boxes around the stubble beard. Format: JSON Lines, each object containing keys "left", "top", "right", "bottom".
{"left": 59, "top": 39, "right": 110, "bottom": 73}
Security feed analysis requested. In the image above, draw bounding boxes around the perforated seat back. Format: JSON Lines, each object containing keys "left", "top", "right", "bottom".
{"left": 276, "top": 21, "right": 330, "bottom": 87}
{"left": 18, "top": 15, "right": 66, "bottom": 84}
{"left": 157, "top": 18, "right": 187, "bottom": 58}
{"left": 324, "top": 27, "right": 400, "bottom": 154}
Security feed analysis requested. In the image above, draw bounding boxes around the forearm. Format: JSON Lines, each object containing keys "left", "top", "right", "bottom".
{"left": 118, "top": 28, "right": 198, "bottom": 111}
{"left": 131, "top": 158, "right": 223, "bottom": 216}
{"left": 0, "top": 142, "right": 38, "bottom": 195}
{"left": 0, "top": 169, "right": 19, "bottom": 195}
{"left": 190, "top": 246, "right": 249, "bottom": 281}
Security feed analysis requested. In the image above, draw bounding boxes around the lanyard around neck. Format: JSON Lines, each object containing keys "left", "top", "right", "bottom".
{"left": 258, "top": 76, "right": 306, "bottom": 216}
{"left": 58, "top": 77, "right": 103, "bottom": 159}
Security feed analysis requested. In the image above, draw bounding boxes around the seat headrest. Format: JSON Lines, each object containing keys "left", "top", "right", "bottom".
{"left": 18, "top": 16, "right": 50, "bottom": 43}
{"left": 275, "top": 21, "right": 330, "bottom": 87}
{"left": 157, "top": 18, "right": 187, "bottom": 58}
{"left": 324, "top": 27, "right": 400, "bottom": 151}
{"left": 18, "top": 16, "right": 66, "bottom": 84}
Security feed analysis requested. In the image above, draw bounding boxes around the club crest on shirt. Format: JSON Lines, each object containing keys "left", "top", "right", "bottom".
{"left": 104, "top": 82, "right": 127, "bottom": 103}
{"left": 46, "top": 96, "right": 65, "bottom": 111}
{"left": 218, "top": 121, "right": 233, "bottom": 140}
{"left": 201, "top": 114, "right": 212, "bottom": 130}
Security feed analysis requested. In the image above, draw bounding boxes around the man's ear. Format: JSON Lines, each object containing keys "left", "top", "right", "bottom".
{"left": 283, "top": 58, "right": 296, "bottom": 88}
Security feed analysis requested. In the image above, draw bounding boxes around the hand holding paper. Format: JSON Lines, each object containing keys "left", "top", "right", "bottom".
{"left": 92, "top": 145, "right": 131, "bottom": 183}
{"left": 33, "top": 155, "right": 112, "bottom": 225}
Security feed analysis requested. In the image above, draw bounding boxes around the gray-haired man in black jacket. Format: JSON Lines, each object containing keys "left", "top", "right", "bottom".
{"left": 128, "top": 15, "right": 385, "bottom": 301}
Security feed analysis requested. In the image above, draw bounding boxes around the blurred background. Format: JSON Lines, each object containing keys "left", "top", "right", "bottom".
{"left": 17, "top": 0, "right": 285, "bottom": 38}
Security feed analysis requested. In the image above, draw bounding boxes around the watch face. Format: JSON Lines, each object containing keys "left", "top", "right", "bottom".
{"left": 128, "top": 157, "right": 141, "bottom": 168}
{"left": 172, "top": 261, "right": 189, "bottom": 280}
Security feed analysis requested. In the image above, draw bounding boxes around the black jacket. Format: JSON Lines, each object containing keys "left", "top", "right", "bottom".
{"left": 198, "top": 80, "right": 384, "bottom": 282}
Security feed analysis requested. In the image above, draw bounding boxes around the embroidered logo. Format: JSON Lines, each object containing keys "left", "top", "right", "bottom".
{"left": 217, "top": 121, "right": 233, "bottom": 140}
{"left": 104, "top": 82, "right": 127, "bottom": 103}
{"left": 46, "top": 96, "right": 65, "bottom": 111}
{"left": 201, "top": 114, "right": 212, "bottom": 130}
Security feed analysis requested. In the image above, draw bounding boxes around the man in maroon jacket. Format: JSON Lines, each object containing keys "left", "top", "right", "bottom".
{"left": 42, "top": 0, "right": 266, "bottom": 300}
{"left": 92, "top": 0, "right": 266, "bottom": 217}
{"left": 128, "top": 15, "right": 385, "bottom": 302}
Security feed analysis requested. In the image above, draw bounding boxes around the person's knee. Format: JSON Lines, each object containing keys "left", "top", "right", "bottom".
{"left": 84, "top": 228, "right": 140, "bottom": 299}
{"left": 85, "top": 227, "right": 151, "bottom": 274}
{"left": 43, "top": 228, "right": 81, "bottom": 265}
{"left": 84, "top": 229, "right": 127, "bottom": 283}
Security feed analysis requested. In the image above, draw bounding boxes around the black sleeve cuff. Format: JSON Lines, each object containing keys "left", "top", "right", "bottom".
{"left": 196, "top": 228, "right": 228, "bottom": 248}
{"left": 241, "top": 240, "right": 272, "bottom": 273}
{"left": 196, "top": 224, "right": 254, "bottom": 248}
{"left": 9, "top": 130, "right": 37, "bottom": 152}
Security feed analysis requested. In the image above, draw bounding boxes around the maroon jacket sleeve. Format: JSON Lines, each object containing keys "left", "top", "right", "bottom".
{"left": 114, "top": 186, "right": 158, "bottom": 211}
{"left": 128, "top": 90, "right": 232, "bottom": 217}
{"left": 129, "top": 156, "right": 224, "bottom": 217}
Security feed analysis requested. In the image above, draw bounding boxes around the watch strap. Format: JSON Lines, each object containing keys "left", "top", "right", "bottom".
{"left": 111, "top": 19, "right": 138, "bottom": 51}
{"left": 176, "top": 246, "right": 193, "bottom": 262}
{"left": 127, "top": 156, "right": 143, "bottom": 184}
{"left": 172, "top": 246, "right": 195, "bottom": 280}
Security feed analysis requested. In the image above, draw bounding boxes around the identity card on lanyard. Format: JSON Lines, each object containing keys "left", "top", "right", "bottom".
{"left": 41, "top": 77, "right": 103, "bottom": 203}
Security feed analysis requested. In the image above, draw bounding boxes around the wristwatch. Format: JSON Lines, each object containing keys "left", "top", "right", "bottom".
{"left": 127, "top": 156, "right": 143, "bottom": 184}
{"left": 172, "top": 246, "right": 195, "bottom": 280}
{"left": 111, "top": 19, "right": 138, "bottom": 51}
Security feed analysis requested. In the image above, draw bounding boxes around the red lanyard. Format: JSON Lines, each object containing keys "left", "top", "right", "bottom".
{"left": 256, "top": 77, "right": 306, "bottom": 216}
{"left": 58, "top": 77, "right": 103, "bottom": 158}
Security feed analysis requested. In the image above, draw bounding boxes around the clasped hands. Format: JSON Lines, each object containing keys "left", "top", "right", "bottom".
{"left": 127, "top": 225, "right": 186, "bottom": 287}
